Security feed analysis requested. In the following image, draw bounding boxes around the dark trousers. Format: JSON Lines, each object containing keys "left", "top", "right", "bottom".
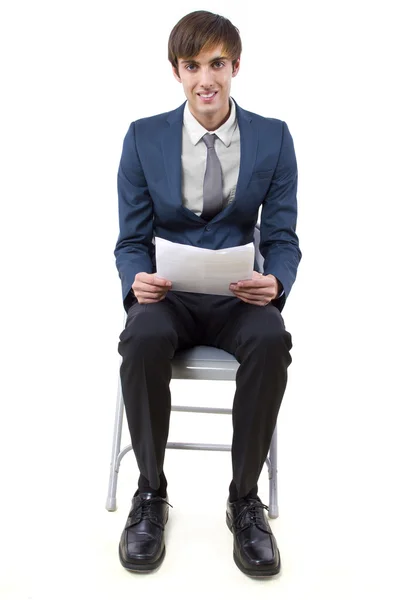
{"left": 118, "top": 291, "right": 293, "bottom": 499}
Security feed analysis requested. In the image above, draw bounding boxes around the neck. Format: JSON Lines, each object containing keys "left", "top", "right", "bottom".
{"left": 190, "top": 101, "right": 231, "bottom": 131}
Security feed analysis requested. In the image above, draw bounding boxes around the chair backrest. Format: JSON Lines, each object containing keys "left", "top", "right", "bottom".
{"left": 253, "top": 224, "right": 264, "bottom": 272}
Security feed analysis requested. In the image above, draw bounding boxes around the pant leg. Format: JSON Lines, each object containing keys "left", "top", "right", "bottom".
{"left": 205, "top": 298, "right": 293, "bottom": 498}
{"left": 118, "top": 293, "right": 199, "bottom": 491}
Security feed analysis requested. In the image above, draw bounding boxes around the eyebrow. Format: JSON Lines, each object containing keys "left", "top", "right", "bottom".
{"left": 180, "top": 56, "right": 229, "bottom": 65}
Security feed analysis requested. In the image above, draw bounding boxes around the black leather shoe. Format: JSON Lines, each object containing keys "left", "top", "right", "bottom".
{"left": 226, "top": 496, "right": 281, "bottom": 577}
{"left": 119, "top": 492, "right": 171, "bottom": 573}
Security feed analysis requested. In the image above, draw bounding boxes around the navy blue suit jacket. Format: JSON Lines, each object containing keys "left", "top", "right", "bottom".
{"left": 115, "top": 98, "right": 301, "bottom": 312}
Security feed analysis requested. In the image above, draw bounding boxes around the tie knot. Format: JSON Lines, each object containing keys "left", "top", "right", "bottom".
{"left": 202, "top": 133, "right": 217, "bottom": 149}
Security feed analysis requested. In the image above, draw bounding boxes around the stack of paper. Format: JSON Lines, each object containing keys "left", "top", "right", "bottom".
{"left": 155, "top": 237, "right": 255, "bottom": 296}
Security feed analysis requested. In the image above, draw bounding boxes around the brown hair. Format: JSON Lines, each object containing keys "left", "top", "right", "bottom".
{"left": 168, "top": 10, "right": 242, "bottom": 75}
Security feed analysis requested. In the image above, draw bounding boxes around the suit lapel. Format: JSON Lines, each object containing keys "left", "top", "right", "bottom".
{"left": 161, "top": 97, "right": 258, "bottom": 223}
{"left": 232, "top": 98, "right": 258, "bottom": 199}
{"left": 162, "top": 102, "right": 186, "bottom": 213}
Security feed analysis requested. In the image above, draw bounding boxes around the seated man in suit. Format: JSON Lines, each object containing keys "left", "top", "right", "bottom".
{"left": 115, "top": 10, "right": 301, "bottom": 577}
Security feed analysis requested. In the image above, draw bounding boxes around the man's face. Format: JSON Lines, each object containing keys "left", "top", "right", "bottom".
{"left": 173, "top": 44, "right": 240, "bottom": 124}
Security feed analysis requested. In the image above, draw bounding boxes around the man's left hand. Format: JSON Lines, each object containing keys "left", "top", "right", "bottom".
{"left": 229, "top": 272, "right": 281, "bottom": 306}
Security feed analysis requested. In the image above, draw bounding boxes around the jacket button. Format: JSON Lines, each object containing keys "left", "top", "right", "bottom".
{"left": 205, "top": 226, "right": 210, "bottom": 231}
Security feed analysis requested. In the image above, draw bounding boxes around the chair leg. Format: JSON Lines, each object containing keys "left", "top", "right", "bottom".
{"left": 267, "top": 424, "right": 279, "bottom": 518}
{"left": 106, "top": 374, "right": 124, "bottom": 511}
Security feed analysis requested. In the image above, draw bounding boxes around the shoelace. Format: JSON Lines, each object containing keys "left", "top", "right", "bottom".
{"left": 126, "top": 497, "right": 173, "bottom": 530}
{"left": 233, "top": 499, "right": 270, "bottom": 532}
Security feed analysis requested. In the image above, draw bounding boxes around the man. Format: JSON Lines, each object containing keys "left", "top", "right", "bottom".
{"left": 115, "top": 10, "right": 301, "bottom": 577}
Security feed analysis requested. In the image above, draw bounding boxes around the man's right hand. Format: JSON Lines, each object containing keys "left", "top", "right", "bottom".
{"left": 132, "top": 272, "right": 172, "bottom": 304}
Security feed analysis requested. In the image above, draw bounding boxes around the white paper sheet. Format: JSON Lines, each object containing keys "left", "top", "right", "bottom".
{"left": 155, "top": 237, "right": 255, "bottom": 296}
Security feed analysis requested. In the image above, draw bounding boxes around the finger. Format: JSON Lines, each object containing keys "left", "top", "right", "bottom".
{"left": 141, "top": 280, "right": 172, "bottom": 290}
{"left": 136, "top": 273, "right": 172, "bottom": 287}
{"left": 137, "top": 291, "right": 165, "bottom": 300}
{"left": 237, "top": 279, "right": 271, "bottom": 288}
{"left": 134, "top": 282, "right": 169, "bottom": 294}
{"left": 239, "top": 287, "right": 267, "bottom": 296}
{"left": 233, "top": 291, "right": 270, "bottom": 305}
{"left": 153, "top": 274, "right": 172, "bottom": 287}
{"left": 230, "top": 282, "right": 263, "bottom": 290}
{"left": 231, "top": 286, "right": 269, "bottom": 297}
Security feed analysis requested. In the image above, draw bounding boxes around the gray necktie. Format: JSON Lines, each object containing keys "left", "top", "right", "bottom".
{"left": 201, "top": 133, "right": 223, "bottom": 221}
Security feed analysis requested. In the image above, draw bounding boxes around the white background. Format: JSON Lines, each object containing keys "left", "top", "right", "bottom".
{"left": 1, "top": 1, "right": 399, "bottom": 598}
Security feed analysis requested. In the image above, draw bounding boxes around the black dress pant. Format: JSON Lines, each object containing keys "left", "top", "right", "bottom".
{"left": 118, "top": 291, "right": 293, "bottom": 499}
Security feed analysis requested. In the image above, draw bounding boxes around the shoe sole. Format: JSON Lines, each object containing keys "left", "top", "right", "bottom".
{"left": 119, "top": 544, "right": 166, "bottom": 573}
{"left": 226, "top": 513, "right": 281, "bottom": 578}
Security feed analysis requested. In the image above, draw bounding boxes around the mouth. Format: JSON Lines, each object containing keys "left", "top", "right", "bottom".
{"left": 197, "top": 91, "right": 218, "bottom": 102}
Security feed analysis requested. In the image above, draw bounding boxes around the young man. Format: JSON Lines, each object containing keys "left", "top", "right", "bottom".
{"left": 115, "top": 10, "right": 301, "bottom": 577}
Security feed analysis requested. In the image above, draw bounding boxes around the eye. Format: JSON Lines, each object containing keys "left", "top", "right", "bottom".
{"left": 185, "top": 64, "right": 197, "bottom": 71}
{"left": 213, "top": 61, "right": 225, "bottom": 68}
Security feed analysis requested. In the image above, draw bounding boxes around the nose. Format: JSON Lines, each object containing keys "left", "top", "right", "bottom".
{"left": 198, "top": 66, "right": 216, "bottom": 89}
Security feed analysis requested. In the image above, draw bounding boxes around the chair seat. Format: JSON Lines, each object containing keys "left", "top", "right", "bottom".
{"left": 171, "top": 345, "right": 239, "bottom": 381}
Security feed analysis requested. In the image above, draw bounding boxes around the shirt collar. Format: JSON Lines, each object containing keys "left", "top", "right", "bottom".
{"left": 183, "top": 97, "right": 237, "bottom": 147}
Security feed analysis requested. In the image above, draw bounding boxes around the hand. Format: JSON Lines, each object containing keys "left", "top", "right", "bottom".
{"left": 229, "top": 272, "right": 280, "bottom": 306}
{"left": 132, "top": 272, "right": 172, "bottom": 304}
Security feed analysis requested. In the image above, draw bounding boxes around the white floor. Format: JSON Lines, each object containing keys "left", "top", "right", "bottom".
{"left": 1, "top": 347, "right": 399, "bottom": 600}
{"left": 1, "top": 294, "right": 399, "bottom": 600}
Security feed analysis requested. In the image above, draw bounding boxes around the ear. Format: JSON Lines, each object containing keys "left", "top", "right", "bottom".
{"left": 232, "top": 57, "right": 241, "bottom": 78}
{"left": 172, "top": 65, "right": 181, "bottom": 83}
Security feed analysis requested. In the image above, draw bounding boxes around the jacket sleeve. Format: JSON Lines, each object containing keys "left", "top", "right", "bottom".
{"left": 114, "top": 122, "right": 155, "bottom": 311}
{"left": 260, "top": 121, "right": 302, "bottom": 311}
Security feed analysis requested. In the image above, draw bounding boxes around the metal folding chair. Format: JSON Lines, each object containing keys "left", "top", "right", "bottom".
{"left": 106, "top": 225, "right": 279, "bottom": 518}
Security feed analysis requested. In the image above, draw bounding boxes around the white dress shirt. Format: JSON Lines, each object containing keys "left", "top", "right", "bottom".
{"left": 182, "top": 97, "right": 240, "bottom": 216}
